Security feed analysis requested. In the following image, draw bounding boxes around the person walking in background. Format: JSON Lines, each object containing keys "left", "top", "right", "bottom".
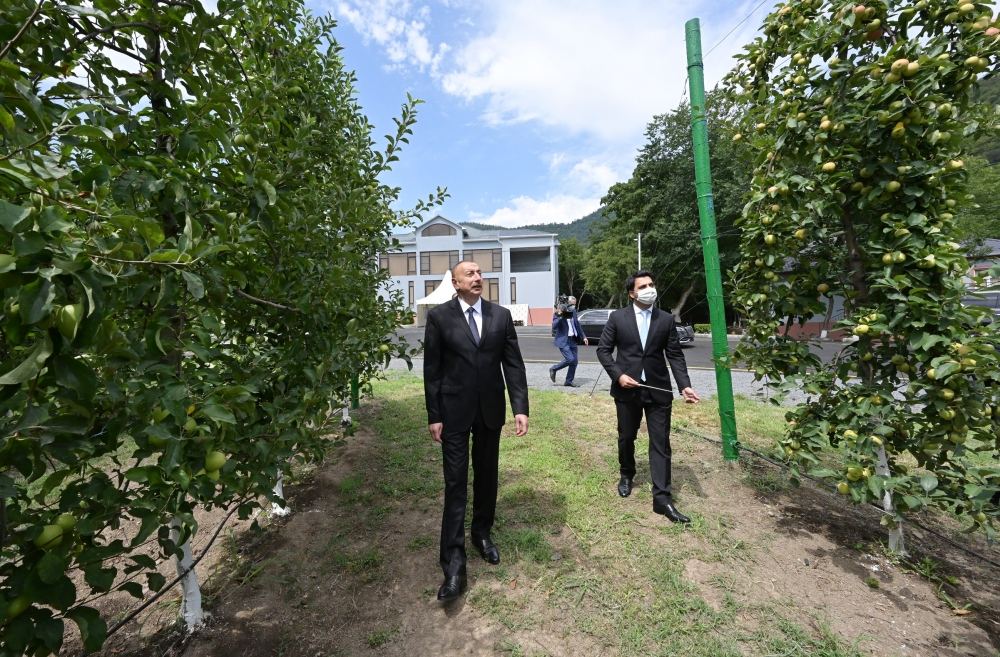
{"left": 549, "top": 295, "right": 588, "bottom": 387}
{"left": 423, "top": 261, "right": 529, "bottom": 602}
{"left": 596, "top": 271, "right": 700, "bottom": 523}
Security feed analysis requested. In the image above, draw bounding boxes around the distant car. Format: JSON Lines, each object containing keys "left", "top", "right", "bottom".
{"left": 577, "top": 308, "right": 694, "bottom": 347}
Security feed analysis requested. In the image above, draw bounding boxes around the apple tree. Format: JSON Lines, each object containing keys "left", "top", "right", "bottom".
{"left": 0, "top": 0, "right": 436, "bottom": 654}
{"left": 726, "top": 0, "right": 1000, "bottom": 550}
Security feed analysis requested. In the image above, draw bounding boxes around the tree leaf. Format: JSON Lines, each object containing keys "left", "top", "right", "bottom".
{"left": 67, "top": 606, "right": 108, "bottom": 652}
{"left": 19, "top": 278, "right": 54, "bottom": 324}
{"left": 37, "top": 574, "right": 75, "bottom": 610}
{"left": 38, "top": 552, "right": 69, "bottom": 584}
{"left": 119, "top": 581, "right": 145, "bottom": 598}
{"left": 0, "top": 199, "right": 31, "bottom": 232}
{"left": 83, "top": 564, "right": 117, "bottom": 593}
{"left": 34, "top": 613, "right": 65, "bottom": 652}
{"left": 202, "top": 402, "right": 236, "bottom": 425}
{"left": 920, "top": 473, "right": 938, "bottom": 493}
{"left": 147, "top": 571, "right": 166, "bottom": 591}
{"left": 0, "top": 334, "right": 53, "bottom": 386}
{"left": 182, "top": 271, "right": 205, "bottom": 299}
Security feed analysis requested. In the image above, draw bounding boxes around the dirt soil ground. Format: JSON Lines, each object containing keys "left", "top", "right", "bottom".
{"left": 88, "top": 392, "right": 1000, "bottom": 657}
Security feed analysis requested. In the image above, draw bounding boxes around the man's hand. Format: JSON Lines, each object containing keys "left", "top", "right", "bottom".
{"left": 618, "top": 374, "right": 640, "bottom": 389}
{"left": 681, "top": 387, "right": 700, "bottom": 404}
{"left": 582, "top": 337, "right": 589, "bottom": 346}
{"left": 428, "top": 422, "right": 443, "bottom": 443}
{"left": 514, "top": 414, "right": 529, "bottom": 436}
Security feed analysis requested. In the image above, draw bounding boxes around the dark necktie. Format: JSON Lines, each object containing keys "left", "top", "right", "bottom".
{"left": 467, "top": 307, "right": 479, "bottom": 345}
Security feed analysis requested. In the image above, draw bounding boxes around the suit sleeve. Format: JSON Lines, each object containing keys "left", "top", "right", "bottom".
{"left": 596, "top": 313, "right": 622, "bottom": 381}
{"left": 501, "top": 311, "right": 529, "bottom": 416}
{"left": 423, "top": 311, "right": 444, "bottom": 424}
{"left": 664, "top": 318, "right": 692, "bottom": 391}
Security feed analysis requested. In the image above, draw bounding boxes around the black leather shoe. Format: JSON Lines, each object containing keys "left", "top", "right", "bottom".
{"left": 437, "top": 572, "right": 467, "bottom": 601}
{"left": 471, "top": 535, "right": 500, "bottom": 564}
{"left": 617, "top": 476, "right": 633, "bottom": 498}
{"left": 549, "top": 368, "right": 557, "bottom": 383}
{"left": 564, "top": 381, "right": 580, "bottom": 387}
{"left": 654, "top": 503, "right": 690, "bottom": 524}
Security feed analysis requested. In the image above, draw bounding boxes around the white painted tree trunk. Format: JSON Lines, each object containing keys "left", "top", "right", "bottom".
{"left": 271, "top": 471, "right": 291, "bottom": 517}
{"left": 875, "top": 445, "right": 906, "bottom": 555}
{"left": 341, "top": 403, "right": 351, "bottom": 426}
{"left": 169, "top": 517, "right": 204, "bottom": 631}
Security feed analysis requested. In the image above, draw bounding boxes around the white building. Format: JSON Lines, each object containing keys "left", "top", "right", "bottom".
{"left": 379, "top": 215, "right": 560, "bottom": 326}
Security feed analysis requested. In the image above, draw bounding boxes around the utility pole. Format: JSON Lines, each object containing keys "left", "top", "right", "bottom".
{"left": 637, "top": 232, "right": 642, "bottom": 270}
{"left": 686, "top": 17, "right": 739, "bottom": 461}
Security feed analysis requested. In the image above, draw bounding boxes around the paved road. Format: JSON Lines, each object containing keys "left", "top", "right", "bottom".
{"left": 393, "top": 325, "right": 846, "bottom": 370}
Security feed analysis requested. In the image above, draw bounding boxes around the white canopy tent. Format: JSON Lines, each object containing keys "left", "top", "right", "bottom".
{"left": 414, "top": 270, "right": 456, "bottom": 326}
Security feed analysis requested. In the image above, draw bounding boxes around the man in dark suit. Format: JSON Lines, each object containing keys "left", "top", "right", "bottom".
{"left": 424, "top": 261, "right": 529, "bottom": 602}
{"left": 549, "top": 295, "right": 589, "bottom": 387}
{"left": 596, "top": 271, "right": 700, "bottom": 523}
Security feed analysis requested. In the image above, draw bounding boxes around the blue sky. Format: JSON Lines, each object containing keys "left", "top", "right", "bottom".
{"left": 306, "top": 0, "right": 772, "bottom": 227}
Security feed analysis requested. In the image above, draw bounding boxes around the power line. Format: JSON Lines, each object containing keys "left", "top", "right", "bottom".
{"left": 703, "top": 0, "right": 773, "bottom": 59}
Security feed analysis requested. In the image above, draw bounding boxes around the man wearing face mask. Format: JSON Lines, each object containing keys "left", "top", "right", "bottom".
{"left": 549, "top": 295, "right": 588, "bottom": 387}
{"left": 596, "top": 271, "right": 700, "bottom": 523}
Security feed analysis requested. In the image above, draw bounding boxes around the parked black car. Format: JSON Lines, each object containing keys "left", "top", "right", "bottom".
{"left": 577, "top": 308, "right": 694, "bottom": 346}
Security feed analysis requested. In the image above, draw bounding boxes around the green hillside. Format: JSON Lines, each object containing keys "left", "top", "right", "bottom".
{"left": 972, "top": 75, "right": 1000, "bottom": 163}
{"left": 462, "top": 208, "right": 610, "bottom": 244}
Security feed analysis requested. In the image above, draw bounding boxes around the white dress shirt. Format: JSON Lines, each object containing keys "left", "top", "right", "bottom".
{"left": 458, "top": 296, "right": 483, "bottom": 337}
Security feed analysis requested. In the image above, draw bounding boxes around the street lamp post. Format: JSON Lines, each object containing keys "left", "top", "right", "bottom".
{"left": 636, "top": 232, "right": 642, "bottom": 270}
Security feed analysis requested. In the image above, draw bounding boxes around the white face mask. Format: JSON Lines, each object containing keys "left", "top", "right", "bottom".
{"left": 636, "top": 287, "right": 657, "bottom": 305}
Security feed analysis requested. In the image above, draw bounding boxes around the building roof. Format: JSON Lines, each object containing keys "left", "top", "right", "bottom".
{"left": 392, "top": 215, "right": 558, "bottom": 244}
{"left": 975, "top": 239, "right": 1000, "bottom": 256}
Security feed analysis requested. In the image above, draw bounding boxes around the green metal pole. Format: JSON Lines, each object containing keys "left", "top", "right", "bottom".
{"left": 685, "top": 18, "right": 739, "bottom": 461}
{"left": 350, "top": 375, "right": 360, "bottom": 410}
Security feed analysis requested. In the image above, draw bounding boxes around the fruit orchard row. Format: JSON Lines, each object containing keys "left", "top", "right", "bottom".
{"left": 0, "top": 1, "right": 437, "bottom": 654}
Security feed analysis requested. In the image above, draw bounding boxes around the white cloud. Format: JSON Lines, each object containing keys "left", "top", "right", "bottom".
{"left": 333, "top": 0, "right": 449, "bottom": 74}
{"left": 476, "top": 194, "right": 600, "bottom": 228}
{"left": 442, "top": 0, "right": 765, "bottom": 144}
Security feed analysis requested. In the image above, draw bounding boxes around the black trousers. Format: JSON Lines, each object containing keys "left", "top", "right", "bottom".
{"left": 615, "top": 387, "right": 674, "bottom": 509}
{"left": 439, "top": 412, "right": 500, "bottom": 577}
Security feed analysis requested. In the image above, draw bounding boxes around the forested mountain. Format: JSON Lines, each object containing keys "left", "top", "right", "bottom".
{"left": 461, "top": 208, "right": 610, "bottom": 244}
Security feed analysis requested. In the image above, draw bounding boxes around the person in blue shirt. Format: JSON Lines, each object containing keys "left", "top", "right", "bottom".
{"left": 549, "top": 295, "right": 588, "bottom": 387}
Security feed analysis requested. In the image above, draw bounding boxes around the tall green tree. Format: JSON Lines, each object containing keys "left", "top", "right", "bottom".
{"left": 580, "top": 231, "right": 634, "bottom": 307}
{"left": 0, "top": 1, "right": 441, "bottom": 653}
{"left": 599, "top": 92, "right": 751, "bottom": 319}
{"left": 557, "top": 237, "right": 587, "bottom": 301}
{"left": 954, "top": 156, "right": 1000, "bottom": 253}
{"left": 727, "top": 0, "right": 1000, "bottom": 549}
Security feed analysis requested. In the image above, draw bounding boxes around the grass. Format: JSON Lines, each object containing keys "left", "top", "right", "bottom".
{"left": 365, "top": 626, "right": 398, "bottom": 648}
{"left": 357, "top": 372, "right": 874, "bottom": 657}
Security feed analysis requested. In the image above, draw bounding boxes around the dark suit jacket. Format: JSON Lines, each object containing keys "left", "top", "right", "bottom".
{"left": 596, "top": 304, "right": 692, "bottom": 405}
{"left": 551, "top": 310, "right": 584, "bottom": 347}
{"left": 424, "top": 298, "right": 529, "bottom": 431}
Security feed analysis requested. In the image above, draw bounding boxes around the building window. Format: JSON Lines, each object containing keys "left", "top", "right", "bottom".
{"left": 421, "top": 223, "right": 457, "bottom": 237}
{"left": 462, "top": 248, "right": 502, "bottom": 273}
{"left": 510, "top": 277, "right": 517, "bottom": 304}
{"left": 420, "top": 250, "right": 459, "bottom": 275}
{"left": 484, "top": 278, "right": 499, "bottom": 302}
{"left": 408, "top": 281, "right": 414, "bottom": 307}
{"left": 379, "top": 253, "right": 414, "bottom": 276}
{"left": 510, "top": 248, "right": 551, "bottom": 273}
{"left": 424, "top": 280, "right": 438, "bottom": 297}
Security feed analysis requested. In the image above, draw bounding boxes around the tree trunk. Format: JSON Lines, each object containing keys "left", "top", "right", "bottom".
{"left": 842, "top": 213, "right": 904, "bottom": 551}
{"left": 169, "top": 517, "right": 204, "bottom": 630}
{"left": 271, "top": 471, "right": 291, "bottom": 517}
{"left": 671, "top": 282, "right": 696, "bottom": 319}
